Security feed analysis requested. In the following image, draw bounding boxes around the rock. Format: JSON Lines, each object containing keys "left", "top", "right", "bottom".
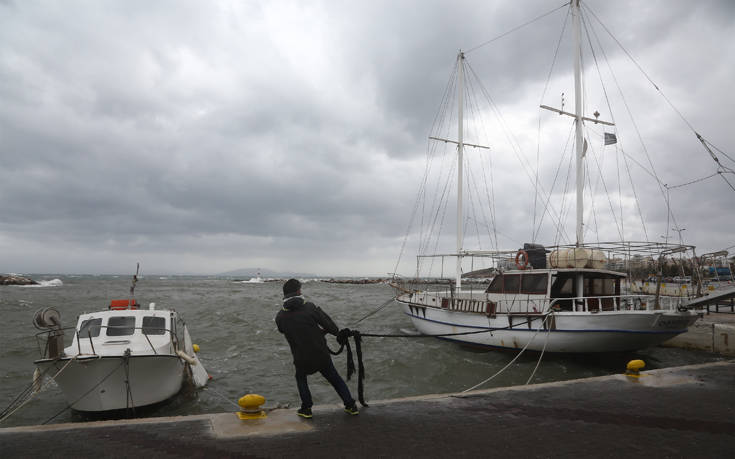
{"left": 0, "top": 274, "right": 38, "bottom": 285}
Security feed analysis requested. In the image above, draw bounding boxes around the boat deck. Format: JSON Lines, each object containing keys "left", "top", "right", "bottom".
{"left": 2, "top": 360, "right": 733, "bottom": 458}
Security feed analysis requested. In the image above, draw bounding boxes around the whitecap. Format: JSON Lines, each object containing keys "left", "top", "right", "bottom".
{"left": 22, "top": 278, "right": 64, "bottom": 288}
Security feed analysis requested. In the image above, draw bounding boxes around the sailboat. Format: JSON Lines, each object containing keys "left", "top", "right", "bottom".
{"left": 393, "top": 0, "right": 709, "bottom": 353}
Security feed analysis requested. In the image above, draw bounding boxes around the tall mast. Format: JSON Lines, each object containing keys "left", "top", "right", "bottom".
{"left": 573, "top": 0, "right": 584, "bottom": 247}
{"left": 456, "top": 51, "right": 465, "bottom": 289}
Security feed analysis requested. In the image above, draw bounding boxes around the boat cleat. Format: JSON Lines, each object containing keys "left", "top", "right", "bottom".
{"left": 237, "top": 394, "right": 267, "bottom": 420}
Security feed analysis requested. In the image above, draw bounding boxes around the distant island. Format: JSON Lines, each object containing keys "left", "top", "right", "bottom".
{"left": 218, "top": 268, "right": 317, "bottom": 278}
{"left": 0, "top": 274, "right": 38, "bottom": 285}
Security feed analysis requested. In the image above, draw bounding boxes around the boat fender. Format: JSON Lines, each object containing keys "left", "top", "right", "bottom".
{"left": 193, "top": 344, "right": 200, "bottom": 353}
{"left": 176, "top": 350, "right": 197, "bottom": 365}
{"left": 515, "top": 250, "right": 529, "bottom": 270}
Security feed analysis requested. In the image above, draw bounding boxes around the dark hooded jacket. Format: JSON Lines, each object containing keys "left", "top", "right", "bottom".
{"left": 275, "top": 294, "right": 339, "bottom": 375}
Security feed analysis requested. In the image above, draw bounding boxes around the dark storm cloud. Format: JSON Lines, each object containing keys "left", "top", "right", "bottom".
{"left": 0, "top": 0, "right": 733, "bottom": 275}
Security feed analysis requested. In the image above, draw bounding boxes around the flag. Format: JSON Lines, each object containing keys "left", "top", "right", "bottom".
{"left": 604, "top": 132, "right": 617, "bottom": 145}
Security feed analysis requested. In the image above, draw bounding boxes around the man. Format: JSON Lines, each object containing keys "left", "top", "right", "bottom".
{"left": 275, "top": 278, "right": 358, "bottom": 419}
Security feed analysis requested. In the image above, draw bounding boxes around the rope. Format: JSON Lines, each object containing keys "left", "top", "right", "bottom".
{"left": 42, "top": 358, "right": 124, "bottom": 425}
{"left": 203, "top": 386, "right": 241, "bottom": 410}
{"left": 466, "top": 2, "right": 570, "bottom": 54}
{"left": 329, "top": 311, "right": 554, "bottom": 408}
{"left": 461, "top": 312, "right": 553, "bottom": 393}
{"left": 0, "top": 357, "right": 77, "bottom": 424}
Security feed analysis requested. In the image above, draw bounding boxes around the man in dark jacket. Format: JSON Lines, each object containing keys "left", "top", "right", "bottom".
{"left": 275, "top": 278, "right": 358, "bottom": 418}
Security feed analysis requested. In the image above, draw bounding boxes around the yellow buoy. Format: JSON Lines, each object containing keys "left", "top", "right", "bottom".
{"left": 625, "top": 359, "right": 645, "bottom": 377}
{"left": 237, "top": 394, "right": 267, "bottom": 420}
{"left": 193, "top": 344, "right": 200, "bottom": 353}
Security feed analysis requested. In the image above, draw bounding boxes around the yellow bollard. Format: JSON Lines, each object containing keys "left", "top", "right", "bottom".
{"left": 237, "top": 394, "right": 267, "bottom": 420}
{"left": 625, "top": 359, "right": 645, "bottom": 378}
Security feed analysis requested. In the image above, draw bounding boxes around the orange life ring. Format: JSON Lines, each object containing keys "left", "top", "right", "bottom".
{"left": 515, "top": 250, "right": 529, "bottom": 270}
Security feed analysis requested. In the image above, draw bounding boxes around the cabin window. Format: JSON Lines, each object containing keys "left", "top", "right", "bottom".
{"left": 142, "top": 316, "right": 166, "bottom": 335}
{"left": 521, "top": 273, "right": 548, "bottom": 294}
{"left": 503, "top": 275, "right": 520, "bottom": 294}
{"left": 585, "top": 278, "right": 616, "bottom": 296}
{"left": 78, "top": 318, "right": 102, "bottom": 338}
{"left": 486, "top": 275, "right": 503, "bottom": 293}
{"left": 551, "top": 276, "right": 574, "bottom": 295}
{"left": 106, "top": 316, "right": 136, "bottom": 336}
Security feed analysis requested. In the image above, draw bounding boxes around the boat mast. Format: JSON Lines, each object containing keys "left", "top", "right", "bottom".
{"left": 573, "top": 0, "right": 584, "bottom": 247}
{"left": 572, "top": 0, "right": 586, "bottom": 301}
{"left": 456, "top": 51, "right": 465, "bottom": 289}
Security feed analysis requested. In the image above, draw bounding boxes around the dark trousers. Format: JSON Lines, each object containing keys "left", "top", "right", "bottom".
{"left": 296, "top": 359, "right": 354, "bottom": 409}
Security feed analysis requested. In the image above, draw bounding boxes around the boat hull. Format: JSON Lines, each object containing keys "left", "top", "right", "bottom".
{"left": 36, "top": 355, "right": 185, "bottom": 412}
{"left": 400, "top": 301, "right": 699, "bottom": 353}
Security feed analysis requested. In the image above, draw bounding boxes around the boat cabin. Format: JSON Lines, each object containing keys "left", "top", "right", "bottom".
{"left": 68, "top": 308, "right": 175, "bottom": 357}
{"left": 485, "top": 268, "right": 625, "bottom": 312}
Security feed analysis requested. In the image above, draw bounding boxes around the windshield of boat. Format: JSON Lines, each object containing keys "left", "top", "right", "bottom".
{"left": 106, "top": 316, "right": 135, "bottom": 336}
{"left": 142, "top": 316, "right": 166, "bottom": 335}
{"left": 78, "top": 318, "right": 102, "bottom": 338}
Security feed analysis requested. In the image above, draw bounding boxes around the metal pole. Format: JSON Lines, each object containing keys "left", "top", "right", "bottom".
{"left": 456, "top": 51, "right": 465, "bottom": 290}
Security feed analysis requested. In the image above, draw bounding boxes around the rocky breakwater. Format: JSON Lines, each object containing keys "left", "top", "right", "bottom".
{"left": 0, "top": 274, "right": 38, "bottom": 285}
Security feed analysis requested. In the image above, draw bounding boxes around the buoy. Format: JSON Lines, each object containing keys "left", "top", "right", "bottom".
{"left": 238, "top": 394, "right": 267, "bottom": 420}
{"left": 193, "top": 344, "right": 200, "bottom": 353}
{"left": 625, "top": 359, "right": 645, "bottom": 377}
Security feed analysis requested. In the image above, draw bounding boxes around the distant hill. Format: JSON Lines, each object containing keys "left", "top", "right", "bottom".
{"left": 217, "top": 268, "right": 317, "bottom": 278}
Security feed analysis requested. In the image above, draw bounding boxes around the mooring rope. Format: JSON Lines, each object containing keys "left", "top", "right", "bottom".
{"left": 0, "top": 357, "right": 77, "bottom": 424}
{"left": 42, "top": 358, "right": 125, "bottom": 425}
{"left": 330, "top": 311, "right": 555, "bottom": 407}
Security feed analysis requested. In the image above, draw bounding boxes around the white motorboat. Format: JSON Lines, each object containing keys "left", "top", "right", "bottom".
{"left": 32, "top": 273, "right": 208, "bottom": 412}
{"left": 392, "top": 0, "right": 715, "bottom": 353}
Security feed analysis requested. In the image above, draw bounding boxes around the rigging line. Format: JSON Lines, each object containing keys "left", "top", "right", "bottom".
{"left": 587, "top": 132, "right": 625, "bottom": 241}
{"left": 583, "top": 2, "right": 727, "bottom": 203}
{"left": 465, "top": 69, "right": 499, "bottom": 251}
{"left": 580, "top": 3, "right": 695, "bottom": 133}
{"left": 705, "top": 140, "right": 735, "bottom": 165}
{"left": 466, "top": 1, "right": 570, "bottom": 54}
{"left": 535, "top": 7, "right": 571, "bottom": 242}
{"left": 466, "top": 63, "right": 571, "bottom": 244}
{"left": 418, "top": 78, "right": 456, "bottom": 263}
{"left": 534, "top": 122, "right": 575, "bottom": 243}
{"left": 416, "top": 64, "right": 458, "bottom": 265}
{"left": 667, "top": 172, "right": 721, "bottom": 190}
{"left": 581, "top": 8, "right": 652, "bottom": 241}
{"left": 555, "top": 139, "right": 576, "bottom": 247}
{"left": 584, "top": 158, "right": 602, "bottom": 244}
{"left": 464, "top": 75, "right": 491, "bottom": 251}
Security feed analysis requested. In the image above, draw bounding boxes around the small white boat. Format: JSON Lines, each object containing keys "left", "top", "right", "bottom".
{"left": 32, "top": 275, "right": 208, "bottom": 412}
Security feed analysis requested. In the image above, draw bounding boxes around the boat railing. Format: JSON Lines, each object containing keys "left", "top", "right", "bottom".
{"left": 401, "top": 290, "right": 693, "bottom": 315}
{"left": 547, "top": 294, "right": 689, "bottom": 313}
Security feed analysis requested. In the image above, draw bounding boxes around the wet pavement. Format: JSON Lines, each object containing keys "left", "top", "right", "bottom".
{"left": 2, "top": 360, "right": 733, "bottom": 458}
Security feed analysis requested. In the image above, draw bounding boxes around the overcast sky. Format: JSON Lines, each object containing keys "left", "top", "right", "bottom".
{"left": 1, "top": 0, "right": 733, "bottom": 276}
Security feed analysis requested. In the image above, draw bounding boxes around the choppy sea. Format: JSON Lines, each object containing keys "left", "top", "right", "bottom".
{"left": 0, "top": 275, "right": 722, "bottom": 427}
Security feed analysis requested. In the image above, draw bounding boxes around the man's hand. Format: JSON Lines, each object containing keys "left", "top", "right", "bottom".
{"left": 337, "top": 328, "right": 351, "bottom": 345}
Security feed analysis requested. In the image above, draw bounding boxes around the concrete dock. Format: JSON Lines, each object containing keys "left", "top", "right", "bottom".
{"left": 2, "top": 360, "right": 734, "bottom": 458}
{"left": 663, "top": 311, "right": 735, "bottom": 355}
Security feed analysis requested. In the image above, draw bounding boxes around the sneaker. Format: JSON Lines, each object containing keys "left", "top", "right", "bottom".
{"left": 297, "top": 407, "right": 313, "bottom": 419}
{"left": 344, "top": 403, "right": 359, "bottom": 415}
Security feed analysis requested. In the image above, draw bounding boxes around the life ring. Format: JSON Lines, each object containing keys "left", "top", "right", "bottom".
{"left": 515, "top": 249, "right": 529, "bottom": 270}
